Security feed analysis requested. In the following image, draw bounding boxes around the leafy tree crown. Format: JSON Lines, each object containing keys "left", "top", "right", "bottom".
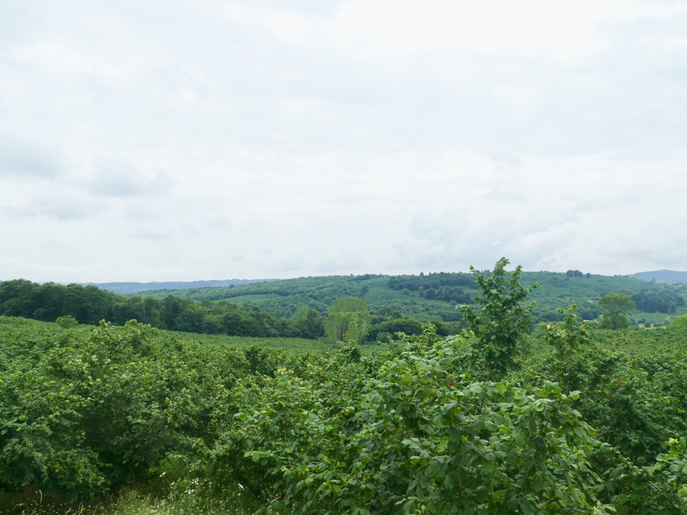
{"left": 460, "top": 257, "right": 539, "bottom": 377}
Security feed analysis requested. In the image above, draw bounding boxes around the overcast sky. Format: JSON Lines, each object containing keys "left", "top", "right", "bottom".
{"left": 2, "top": 0, "right": 687, "bottom": 282}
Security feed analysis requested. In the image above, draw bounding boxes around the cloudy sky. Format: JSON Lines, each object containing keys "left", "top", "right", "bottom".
{"left": 2, "top": 0, "right": 687, "bottom": 282}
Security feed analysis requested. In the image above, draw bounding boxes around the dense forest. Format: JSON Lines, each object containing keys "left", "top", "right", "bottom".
{"left": 0, "top": 280, "right": 323, "bottom": 339}
{"left": 4, "top": 259, "right": 687, "bottom": 514}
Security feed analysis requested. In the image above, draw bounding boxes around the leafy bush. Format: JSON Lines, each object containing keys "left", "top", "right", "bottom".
{"left": 55, "top": 315, "right": 78, "bottom": 329}
{"left": 5, "top": 258, "right": 687, "bottom": 514}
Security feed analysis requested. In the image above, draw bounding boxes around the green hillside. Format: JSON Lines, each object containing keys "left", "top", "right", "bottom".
{"left": 3, "top": 267, "right": 686, "bottom": 352}
{"left": 139, "top": 270, "right": 687, "bottom": 325}
{"left": 87, "top": 278, "right": 277, "bottom": 295}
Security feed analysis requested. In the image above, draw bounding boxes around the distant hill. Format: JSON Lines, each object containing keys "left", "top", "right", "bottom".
{"left": 135, "top": 271, "right": 687, "bottom": 323}
{"left": 3, "top": 269, "right": 686, "bottom": 326}
{"left": 629, "top": 270, "right": 687, "bottom": 284}
{"left": 85, "top": 278, "right": 277, "bottom": 295}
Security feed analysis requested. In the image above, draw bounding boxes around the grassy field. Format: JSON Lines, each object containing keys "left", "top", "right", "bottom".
{"left": 1, "top": 486, "right": 254, "bottom": 515}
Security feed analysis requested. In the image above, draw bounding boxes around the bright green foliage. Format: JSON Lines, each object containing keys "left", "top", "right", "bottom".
{"left": 541, "top": 306, "right": 591, "bottom": 391}
{"left": 669, "top": 314, "right": 687, "bottom": 332}
{"left": 461, "top": 257, "right": 539, "bottom": 377}
{"left": 324, "top": 297, "right": 371, "bottom": 343}
{"left": 201, "top": 325, "right": 610, "bottom": 514}
{"left": 654, "top": 438, "right": 687, "bottom": 504}
{"left": 530, "top": 325, "right": 687, "bottom": 513}
{"left": 0, "top": 317, "right": 249, "bottom": 502}
{"left": 544, "top": 306, "right": 590, "bottom": 359}
{"left": 6, "top": 256, "right": 687, "bottom": 515}
{"left": 598, "top": 294, "right": 636, "bottom": 330}
{"left": 55, "top": 315, "right": 79, "bottom": 328}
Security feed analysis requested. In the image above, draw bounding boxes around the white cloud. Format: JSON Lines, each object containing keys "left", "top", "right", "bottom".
{"left": 0, "top": 185, "right": 105, "bottom": 221}
{"left": 87, "top": 155, "right": 175, "bottom": 197}
{"left": 0, "top": 137, "right": 67, "bottom": 178}
{"left": 321, "top": 0, "right": 606, "bottom": 61}
{"left": 1, "top": 0, "right": 686, "bottom": 282}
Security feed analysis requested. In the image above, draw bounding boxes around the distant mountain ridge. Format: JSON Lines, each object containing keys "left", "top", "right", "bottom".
{"left": 630, "top": 270, "right": 687, "bottom": 283}
{"left": 85, "top": 279, "right": 277, "bottom": 295}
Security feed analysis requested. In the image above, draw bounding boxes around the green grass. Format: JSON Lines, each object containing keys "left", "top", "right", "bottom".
{"left": 2, "top": 487, "right": 255, "bottom": 515}
{"left": 632, "top": 311, "right": 682, "bottom": 327}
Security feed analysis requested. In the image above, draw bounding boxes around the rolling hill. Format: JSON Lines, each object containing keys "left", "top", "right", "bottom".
{"left": 86, "top": 278, "right": 276, "bottom": 294}
{"left": 135, "top": 270, "right": 687, "bottom": 324}
{"left": 630, "top": 270, "right": 687, "bottom": 284}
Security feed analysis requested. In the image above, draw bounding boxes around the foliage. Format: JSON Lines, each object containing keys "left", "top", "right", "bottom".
{"left": 598, "top": 294, "right": 636, "bottom": 330}
{"left": 6, "top": 258, "right": 687, "bottom": 514}
{"left": 541, "top": 305, "right": 591, "bottom": 391}
{"left": 0, "top": 317, "right": 261, "bottom": 502}
{"left": 195, "top": 325, "right": 609, "bottom": 514}
{"left": 0, "top": 280, "right": 324, "bottom": 339}
{"left": 3, "top": 269, "right": 686, "bottom": 345}
{"left": 632, "top": 289, "right": 685, "bottom": 314}
{"left": 460, "top": 257, "right": 539, "bottom": 377}
{"left": 387, "top": 272, "right": 476, "bottom": 292}
{"left": 367, "top": 317, "right": 423, "bottom": 341}
{"left": 55, "top": 315, "right": 78, "bottom": 329}
{"left": 324, "top": 297, "right": 371, "bottom": 343}
{"left": 670, "top": 315, "right": 687, "bottom": 332}
{"left": 290, "top": 306, "right": 324, "bottom": 340}
{"left": 134, "top": 269, "right": 686, "bottom": 326}
{"left": 598, "top": 293, "right": 636, "bottom": 316}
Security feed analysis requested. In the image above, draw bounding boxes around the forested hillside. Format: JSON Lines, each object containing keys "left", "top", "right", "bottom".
{"left": 0, "top": 280, "right": 324, "bottom": 339}
{"left": 137, "top": 270, "right": 687, "bottom": 325}
{"left": 87, "top": 279, "right": 276, "bottom": 295}
{"left": 5, "top": 259, "right": 687, "bottom": 514}
{"left": 2, "top": 269, "right": 686, "bottom": 348}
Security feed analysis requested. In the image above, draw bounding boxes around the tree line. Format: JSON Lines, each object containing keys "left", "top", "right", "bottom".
{"left": 0, "top": 280, "right": 461, "bottom": 342}
{"left": 0, "top": 280, "right": 323, "bottom": 339}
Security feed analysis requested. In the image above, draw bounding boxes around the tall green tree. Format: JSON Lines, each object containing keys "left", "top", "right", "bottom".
{"left": 460, "top": 257, "right": 538, "bottom": 377}
{"left": 324, "top": 297, "right": 371, "bottom": 343}
{"left": 598, "top": 293, "right": 635, "bottom": 329}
